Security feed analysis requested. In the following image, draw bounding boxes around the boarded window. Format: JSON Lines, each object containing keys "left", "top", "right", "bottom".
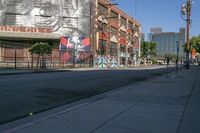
{"left": 6, "top": 0, "right": 22, "bottom": 6}
{"left": 110, "top": 42, "right": 118, "bottom": 56}
{"left": 98, "top": 40, "right": 107, "bottom": 55}
{"left": 5, "top": 14, "right": 26, "bottom": 25}
{"left": 98, "top": 3, "right": 108, "bottom": 16}
{"left": 120, "top": 30, "right": 126, "bottom": 38}
{"left": 63, "top": 0, "right": 78, "bottom": 10}
{"left": 110, "top": 26, "right": 118, "bottom": 36}
{"left": 120, "top": 17, "right": 126, "bottom": 27}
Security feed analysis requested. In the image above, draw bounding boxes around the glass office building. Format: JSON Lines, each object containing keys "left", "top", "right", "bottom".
{"left": 152, "top": 28, "right": 185, "bottom": 58}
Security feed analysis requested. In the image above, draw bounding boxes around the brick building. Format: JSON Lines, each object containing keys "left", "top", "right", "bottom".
{"left": 94, "top": 0, "right": 141, "bottom": 67}
{"left": 0, "top": 0, "right": 141, "bottom": 69}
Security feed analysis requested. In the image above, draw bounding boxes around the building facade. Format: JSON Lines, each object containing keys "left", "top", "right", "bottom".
{"left": 0, "top": 0, "right": 141, "bottom": 69}
{"left": 0, "top": 0, "right": 93, "bottom": 69}
{"left": 95, "top": 0, "right": 141, "bottom": 67}
{"left": 152, "top": 28, "right": 185, "bottom": 58}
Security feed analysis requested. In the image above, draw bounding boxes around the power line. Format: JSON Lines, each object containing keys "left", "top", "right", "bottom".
{"left": 135, "top": 0, "right": 137, "bottom": 16}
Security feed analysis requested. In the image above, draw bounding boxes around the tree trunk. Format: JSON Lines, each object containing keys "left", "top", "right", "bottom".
{"left": 36, "top": 54, "right": 40, "bottom": 69}
{"left": 144, "top": 58, "right": 147, "bottom": 66}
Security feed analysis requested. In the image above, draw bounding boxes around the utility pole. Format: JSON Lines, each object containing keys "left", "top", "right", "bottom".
{"left": 185, "top": 0, "right": 191, "bottom": 69}
{"left": 89, "top": 0, "right": 96, "bottom": 68}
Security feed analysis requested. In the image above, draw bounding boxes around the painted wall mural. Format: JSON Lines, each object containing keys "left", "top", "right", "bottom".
{"left": 59, "top": 36, "right": 91, "bottom": 63}
{"left": 0, "top": 0, "right": 92, "bottom": 37}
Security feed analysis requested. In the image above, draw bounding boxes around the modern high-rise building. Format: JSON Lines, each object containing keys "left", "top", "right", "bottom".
{"left": 151, "top": 28, "right": 185, "bottom": 58}
{"left": 150, "top": 27, "right": 162, "bottom": 34}
{"left": 0, "top": 0, "right": 141, "bottom": 69}
{"left": 147, "top": 33, "right": 153, "bottom": 42}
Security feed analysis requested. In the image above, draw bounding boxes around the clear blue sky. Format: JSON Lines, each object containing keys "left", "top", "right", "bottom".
{"left": 114, "top": 0, "right": 200, "bottom": 37}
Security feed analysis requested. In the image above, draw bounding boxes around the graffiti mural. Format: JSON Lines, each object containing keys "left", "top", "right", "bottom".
{"left": 95, "top": 55, "right": 118, "bottom": 68}
{"left": 108, "top": 56, "right": 118, "bottom": 68}
{"left": 59, "top": 36, "right": 91, "bottom": 63}
{"left": 96, "top": 55, "right": 107, "bottom": 68}
{"left": 0, "top": 0, "right": 92, "bottom": 37}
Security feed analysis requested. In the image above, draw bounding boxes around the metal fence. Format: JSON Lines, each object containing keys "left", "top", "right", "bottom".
{"left": 0, "top": 49, "right": 93, "bottom": 70}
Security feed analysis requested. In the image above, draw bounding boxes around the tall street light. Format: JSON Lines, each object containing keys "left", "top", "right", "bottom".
{"left": 176, "top": 40, "right": 180, "bottom": 73}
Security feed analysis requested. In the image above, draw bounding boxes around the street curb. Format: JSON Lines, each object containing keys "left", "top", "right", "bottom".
{"left": 0, "top": 70, "right": 70, "bottom": 76}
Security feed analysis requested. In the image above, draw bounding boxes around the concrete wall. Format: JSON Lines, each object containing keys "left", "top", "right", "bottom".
{"left": 0, "top": 0, "right": 91, "bottom": 37}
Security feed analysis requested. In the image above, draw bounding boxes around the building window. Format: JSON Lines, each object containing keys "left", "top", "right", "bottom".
{"left": 98, "top": 21, "right": 107, "bottom": 31}
{"left": 110, "top": 26, "right": 118, "bottom": 36}
{"left": 34, "top": 15, "right": 52, "bottom": 26}
{"left": 110, "top": 42, "right": 118, "bottom": 56}
{"left": 62, "top": 17, "right": 78, "bottom": 28}
{"left": 6, "top": 0, "right": 21, "bottom": 6}
{"left": 158, "top": 38, "right": 162, "bottom": 53}
{"left": 128, "top": 21, "right": 133, "bottom": 29}
{"left": 98, "top": 3, "right": 108, "bottom": 16}
{"left": 98, "top": 40, "right": 107, "bottom": 55}
{"left": 5, "top": 14, "right": 16, "bottom": 25}
{"left": 2, "top": 47, "right": 24, "bottom": 62}
{"left": 128, "top": 46, "right": 132, "bottom": 53}
{"left": 120, "top": 17, "right": 126, "bottom": 27}
{"left": 135, "top": 25, "right": 139, "bottom": 33}
{"left": 161, "top": 36, "right": 165, "bottom": 51}
{"left": 35, "top": 0, "right": 50, "bottom": 7}
{"left": 120, "top": 45, "right": 126, "bottom": 52}
{"left": 170, "top": 36, "right": 174, "bottom": 51}
{"left": 128, "top": 33, "right": 133, "bottom": 40}
{"left": 166, "top": 36, "right": 169, "bottom": 51}
{"left": 63, "top": 0, "right": 78, "bottom": 10}
{"left": 120, "top": 30, "right": 126, "bottom": 38}
{"left": 5, "top": 13, "right": 26, "bottom": 25}
{"left": 111, "top": 10, "right": 118, "bottom": 20}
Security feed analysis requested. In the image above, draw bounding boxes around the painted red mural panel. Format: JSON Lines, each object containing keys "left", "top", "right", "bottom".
{"left": 59, "top": 36, "right": 91, "bottom": 63}
{"left": 99, "top": 32, "right": 109, "bottom": 40}
{"left": 119, "top": 37, "right": 127, "bottom": 45}
{"left": 134, "top": 43, "right": 139, "bottom": 49}
{"left": 127, "top": 29, "right": 134, "bottom": 34}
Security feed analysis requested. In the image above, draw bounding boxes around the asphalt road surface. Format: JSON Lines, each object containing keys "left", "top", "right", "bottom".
{"left": 0, "top": 68, "right": 174, "bottom": 124}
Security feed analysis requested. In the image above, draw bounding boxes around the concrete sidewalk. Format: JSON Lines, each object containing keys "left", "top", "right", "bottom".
{"left": 0, "top": 67, "right": 199, "bottom": 133}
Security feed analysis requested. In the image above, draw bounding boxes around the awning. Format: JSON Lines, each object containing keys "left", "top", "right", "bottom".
{"left": 120, "top": 25, "right": 126, "bottom": 32}
{"left": 110, "top": 35, "right": 118, "bottom": 43}
{"left": 134, "top": 32, "right": 139, "bottom": 38}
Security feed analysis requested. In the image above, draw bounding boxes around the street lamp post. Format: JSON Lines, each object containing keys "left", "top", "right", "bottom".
{"left": 14, "top": 45, "right": 17, "bottom": 70}
{"left": 176, "top": 40, "right": 180, "bottom": 73}
{"left": 89, "top": 0, "right": 95, "bottom": 68}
